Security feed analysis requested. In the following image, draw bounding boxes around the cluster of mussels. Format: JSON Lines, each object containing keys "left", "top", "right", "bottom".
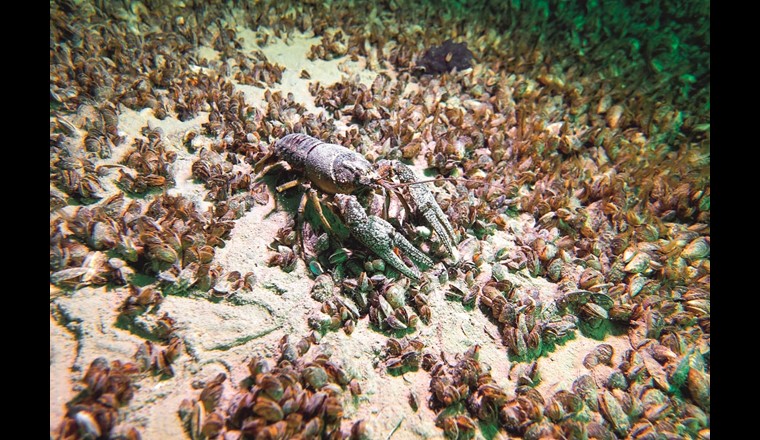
{"left": 383, "top": 336, "right": 426, "bottom": 375}
{"left": 50, "top": 190, "right": 241, "bottom": 295}
{"left": 51, "top": 104, "right": 121, "bottom": 204}
{"left": 307, "top": 29, "right": 349, "bottom": 61}
{"left": 423, "top": 344, "right": 708, "bottom": 440}
{"left": 232, "top": 50, "right": 286, "bottom": 88}
{"left": 118, "top": 281, "right": 184, "bottom": 378}
{"left": 478, "top": 279, "right": 577, "bottom": 360}
{"left": 57, "top": 358, "right": 141, "bottom": 440}
{"left": 115, "top": 128, "right": 175, "bottom": 194}
{"left": 179, "top": 336, "right": 366, "bottom": 440}
{"left": 132, "top": 312, "right": 184, "bottom": 377}
{"left": 308, "top": 270, "right": 437, "bottom": 337}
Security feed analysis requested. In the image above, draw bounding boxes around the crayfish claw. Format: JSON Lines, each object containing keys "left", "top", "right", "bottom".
{"left": 420, "top": 200, "right": 457, "bottom": 261}
{"left": 388, "top": 161, "right": 458, "bottom": 260}
{"left": 390, "top": 229, "right": 434, "bottom": 270}
{"left": 336, "top": 194, "right": 430, "bottom": 282}
{"left": 375, "top": 245, "right": 423, "bottom": 282}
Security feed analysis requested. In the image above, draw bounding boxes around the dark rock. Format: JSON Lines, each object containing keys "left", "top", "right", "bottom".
{"left": 416, "top": 39, "right": 473, "bottom": 74}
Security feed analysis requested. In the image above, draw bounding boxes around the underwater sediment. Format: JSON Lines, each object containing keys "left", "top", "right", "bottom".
{"left": 50, "top": 0, "right": 709, "bottom": 438}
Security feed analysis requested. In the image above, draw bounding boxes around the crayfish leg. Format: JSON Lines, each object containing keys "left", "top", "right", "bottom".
{"left": 306, "top": 189, "right": 335, "bottom": 236}
{"left": 292, "top": 188, "right": 338, "bottom": 260}
{"left": 276, "top": 178, "right": 301, "bottom": 192}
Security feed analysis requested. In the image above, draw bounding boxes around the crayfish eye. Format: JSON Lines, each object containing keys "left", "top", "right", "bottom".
{"left": 357, "top": 173, "right": 374, "bottom": 187}
{"left": 339, "top": 159, "right": 373, "bottom": 184}
{"left": 343, "top": 159, "right": 368, "bottom": 174}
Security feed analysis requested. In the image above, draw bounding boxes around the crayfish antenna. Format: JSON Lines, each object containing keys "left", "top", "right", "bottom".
{"left": 375, "top": 178, "right": 415, "bottom": 225}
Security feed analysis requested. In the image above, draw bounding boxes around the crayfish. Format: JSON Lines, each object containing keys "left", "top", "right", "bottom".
{"left": 255, "top": 133, "right": 457, "bottom": 281}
